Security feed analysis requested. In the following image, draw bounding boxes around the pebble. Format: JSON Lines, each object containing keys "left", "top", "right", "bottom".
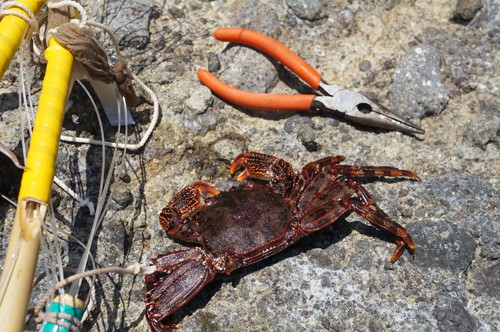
{"left": 228, "top": 2, "right": 281, "bottom": 39}
{"left": 111, "top": 182, "right": 134, "bottom": 208}
{"left": 184, "top": 85, "right": 213, "bottom": 115}
{"left": 463, "top": 101, "right": 499, "bottom": 151}
{"left": 169, "top": 6, "right": 186, "bottom": 19}
{"left": 211, "top": 139, "right": 248, "bottom": 162}
{"left": 283, "top": 115, "right": 317, "bottom": 151}
{"left": 389, "top": 45, "right": 449, "bottom": 121}
{"left": 453, "top": 0, "right": 483, "bottom": 24}
{"left": 284, "top": 115, "right": 313, "bottom": 133}
{"left": 206, "top": 52, "right": 221, "bottom": 72}
{"left": 359, "top": 60, "right": 372, "bottom": 72}
{"left": 286, "top": 0, "right": 324, "bottom": 21}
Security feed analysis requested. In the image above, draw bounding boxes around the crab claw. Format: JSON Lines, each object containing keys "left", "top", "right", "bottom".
{"left": 159, "top": 182, "right": 219, "bottom": 242}
{"left": 230, "top": 152, "right": 296, "bottom": 196}
{"left": 230, "top": 151, "right": 295, "bottom": 182}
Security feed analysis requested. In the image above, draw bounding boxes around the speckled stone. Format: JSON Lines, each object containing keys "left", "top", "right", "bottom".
{"left": 433, "top": 297, "right": 479, "bottom": 331}
{"left": 464, "top": 103, "right": 500, "bottom": 152}
{"left": 408, "top": 220, "right": 475, "bottom": 272}
{"left": 453, "top": 0, "right": 483, "bottom": 24}
{"left": 471, "top": 262, "right": 500, "bottom": 299}
{"left": 389, "top": 45, "right": 449, "bottom": 121}
{"left": 286, "top": 0, "right": 324, "bottom": 21}
{"left": 93, "top": 0, "right": 156, "bottom": 49}
{"left": 110, "top": 182, "right": 134, "bottom": 208}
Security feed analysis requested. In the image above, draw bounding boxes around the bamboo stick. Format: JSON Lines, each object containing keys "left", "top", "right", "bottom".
{"left": 0, "top": 38, "right": 73, "bottom": 331}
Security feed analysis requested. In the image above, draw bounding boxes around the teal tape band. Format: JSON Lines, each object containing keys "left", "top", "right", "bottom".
{"left": 41, "top": 301, "right": 84, "bottom": 332}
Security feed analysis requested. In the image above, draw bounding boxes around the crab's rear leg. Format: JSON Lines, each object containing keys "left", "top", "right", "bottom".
{"left": 230, "top": 151, "right": 295, "bottom": 196}
{"left": 145, "top": 248, "right": 217, "bottom": 331}
{"left": 159, "top": 182, "right": 219, "bottom": 243}
{"left": 345, "top": 181, "right": 415, "bottom": 263}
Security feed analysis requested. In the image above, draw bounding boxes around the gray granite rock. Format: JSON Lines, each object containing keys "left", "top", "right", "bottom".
{"left": 110, "top": 182, "right": 134, "bottom": 209}
{"left": 463, "top": 101, "right": 500, "bottom": 153}
{"left": 227, "top": 1, "right": 282, "bottom": 40}
{"left": 453, "top": 0, "right": 483, "bottom": 23}
{"left": 284, "top": 115, "right": 317, "bottom": 151}
{"left": 409, "top": 221, "right": 475, "bottom": 272}
{"left": 389, "top": 45, "right": 449, "bottom": 121}
{"left": 211, "top": 138, "right": 248, "bottom": 162}
{"left": 286, "top": 0, "right": 324, "bottom": 21}
{"left": 93, "top": 0, "right": 156, "bottom": 49}
{"left": 433, "top": 297, "right": 479, "bottom": 332}
{"left": 471, "top": 261, "right": 500, "bottom": 299}
{"left": 471, "top": 0, "right": 500, "bottom": 29}
{"left": 359, "top": 60, "right": 372, "bottom": 72}
{"left": 184, "top": 85, "right": 213, "bottom": 115}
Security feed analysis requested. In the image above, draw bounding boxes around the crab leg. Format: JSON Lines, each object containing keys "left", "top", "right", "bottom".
{"left": 145, "top": 248, "right": 217, "bottom": 332}
{"left": 332, "top": 164, "right": 420, "bottom": 180}
{"left": 291, "top": 155, "right": 346, "bottom": 200}
{"left": 345, "top": 181, "right": 415, "bottom": 263}
{"left": 300, "top": 155, "right": 345, "bottom": 178}
{"left": 230, "top": 151, "right": 295, "bottom": 196}
{"left": 159, "top": 182, "right": 219, "bottom": 242}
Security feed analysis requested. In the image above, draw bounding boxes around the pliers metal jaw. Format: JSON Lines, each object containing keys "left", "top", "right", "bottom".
{"left": 315, "top": 83, "right": 424, "bottom": 134}
{"left": 199, "top": 28, "right": 424, "bottom": 135}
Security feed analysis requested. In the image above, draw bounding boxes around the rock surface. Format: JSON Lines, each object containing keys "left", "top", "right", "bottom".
{"left": 0, "top": 0, "right": 498, "bottom": 331}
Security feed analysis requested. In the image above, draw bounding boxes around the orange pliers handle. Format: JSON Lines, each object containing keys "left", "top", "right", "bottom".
{"left": 198, "top": 28, "right": 321, "bottom": 111}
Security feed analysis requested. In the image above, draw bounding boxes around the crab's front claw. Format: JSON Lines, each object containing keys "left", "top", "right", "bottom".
{"left": 230, "top": 152, "right": 282, "bottom": 181}
{"left": 159, "top": 182, "right": 219, "bottom": 242}
{"left": 230, "top": 151, "right": 295, "bottom": 182}
{"left": 230, "top": 152, "right": 296, "bottom": 196}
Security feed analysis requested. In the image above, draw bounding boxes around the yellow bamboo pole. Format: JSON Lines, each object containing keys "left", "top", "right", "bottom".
{"left": 0, "top": 0, "right": 46, "bottom": 79}
{"left": 0, "top": 38, "right": 73, "bottom": 331}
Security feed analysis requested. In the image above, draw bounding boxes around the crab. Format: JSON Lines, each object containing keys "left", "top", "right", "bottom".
{"left": 145, "top": 151, "right": 419, "bottom": 331}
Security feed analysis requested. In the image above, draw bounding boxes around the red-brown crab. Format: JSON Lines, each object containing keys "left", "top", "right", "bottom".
{"left": 145, "top": 152, "right": 419, "bottom": 331}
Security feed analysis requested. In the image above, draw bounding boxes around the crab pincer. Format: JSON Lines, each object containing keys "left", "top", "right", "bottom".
{"left": 146, "top": 152, "right": 420, "bottom": 331}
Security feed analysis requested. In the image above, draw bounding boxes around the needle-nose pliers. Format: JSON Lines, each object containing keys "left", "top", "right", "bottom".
{"left": 198, "top": 28, "right": 424, "bottom": 135}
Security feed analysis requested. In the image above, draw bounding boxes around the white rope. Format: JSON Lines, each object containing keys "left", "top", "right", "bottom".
{"left": 46, "top": 11, "right": 161, "bottom": 151}
{"left": 46, "top": 0, "right": 88, "bottom": 25}
{"left": 58, "top": 20, "right": 160, "bottom": 151}
{"left": 0, "top": 1, "right": 37, "bottom": 30}
{"left": 45, "top": 0, "right": 87, "bottom": 41}
{"left": 59, "top": 70, "right": 159, "bottom": 151}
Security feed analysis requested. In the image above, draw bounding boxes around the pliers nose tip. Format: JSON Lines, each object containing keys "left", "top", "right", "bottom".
{"left": 320, "top": 90, "right": 425, "bottom": 134}
{"left": 371, "top": 104, "right": 425, "bottom": 135}
{"left": 355, "top": 103, "right": 425, "bottom": 135}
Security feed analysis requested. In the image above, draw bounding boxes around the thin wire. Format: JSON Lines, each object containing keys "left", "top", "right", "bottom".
{"left": 59, "top": 19, "right": 160, "bottom": 150}
{"left": 48, "top": 203, "right": 65, "bottom": 285}
{"left": 0, "top": 194, "right": 17, "bottom": 206}
{"left": 34, "top": 263, "right": 144, "bottom": 318}
{"left": 59, "top": 71, "right": 159, "bottom": 150}
{"left": 75, "top": 78, "right": 107, "bottom": 200}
